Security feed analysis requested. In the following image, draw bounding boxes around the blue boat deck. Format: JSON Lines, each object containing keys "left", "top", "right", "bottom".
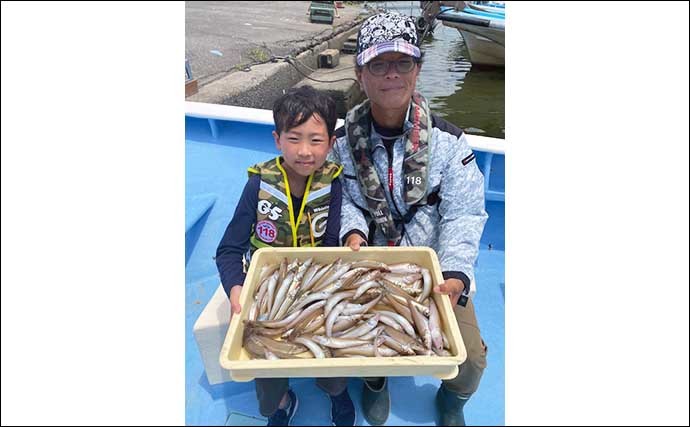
{"left": 185, "top": 114, "right": 505, "bottom": 425}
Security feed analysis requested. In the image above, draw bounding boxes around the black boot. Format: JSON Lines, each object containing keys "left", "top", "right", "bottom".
{"left": 435, "top": 384, "right": 470, "bottom": 426}
{"left": 362, "top": 378, "right": 389, "bottom": 426}
{"left": 329, "top": 388, "right": 356, "bottom": 426}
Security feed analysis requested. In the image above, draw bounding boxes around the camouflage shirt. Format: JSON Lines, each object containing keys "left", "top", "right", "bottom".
{"left": 329, "top": 107, "right": 488, "bottom": 292}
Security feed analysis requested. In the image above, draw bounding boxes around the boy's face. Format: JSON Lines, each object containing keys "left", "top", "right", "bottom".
{"left": 273, "top": 113, "right": 335, "bottom": 179}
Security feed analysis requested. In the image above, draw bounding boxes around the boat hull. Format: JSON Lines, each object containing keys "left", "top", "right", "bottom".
{"left": 185, "top": 102, "right": 505, "bottom": 426}
{"left": 443, "top": 20, "right": 505, "bottom": 67}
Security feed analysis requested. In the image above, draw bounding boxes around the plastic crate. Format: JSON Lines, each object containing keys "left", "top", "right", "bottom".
{"left": 219, "top": 247, "right": 467, "bottom": 381}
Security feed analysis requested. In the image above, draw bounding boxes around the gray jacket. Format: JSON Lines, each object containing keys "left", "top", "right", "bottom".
{"left": 329, "top": 115, "right": 488, "bottom": 292}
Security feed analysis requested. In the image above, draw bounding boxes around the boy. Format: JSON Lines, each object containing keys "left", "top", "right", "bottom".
{"left": 215, "top": 85, "right": 355, "bottom": 426}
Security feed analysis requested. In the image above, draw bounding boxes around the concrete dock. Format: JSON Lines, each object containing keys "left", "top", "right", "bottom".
{"left": 186, "top": 1, "right": 374, "bottom": 111}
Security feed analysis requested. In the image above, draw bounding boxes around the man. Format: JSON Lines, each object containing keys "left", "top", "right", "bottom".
{"left": 329, "top": 12, "right": 489, "bottom": 426}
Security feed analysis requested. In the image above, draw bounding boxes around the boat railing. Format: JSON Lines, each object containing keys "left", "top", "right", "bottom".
{"left": 185, "top": 101, "right": 505, "bottom": 156}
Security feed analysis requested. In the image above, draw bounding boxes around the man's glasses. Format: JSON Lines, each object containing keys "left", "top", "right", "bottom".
{"left": 366, "top": 57, "right": 418, "bottom": 76}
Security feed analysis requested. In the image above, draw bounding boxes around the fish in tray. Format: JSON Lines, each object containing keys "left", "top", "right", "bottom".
{"left": 242, "top": 257, "right": 452, "bottom": 359}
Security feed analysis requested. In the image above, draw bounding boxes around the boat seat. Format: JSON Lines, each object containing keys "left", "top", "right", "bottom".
{"left": 193, "top": 284, "right": 233, "bottom": 385}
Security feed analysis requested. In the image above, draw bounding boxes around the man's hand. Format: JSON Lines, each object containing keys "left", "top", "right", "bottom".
{"left": 434, "top": 278, "right": 465, "bottom": 306}
{"left": 229, "top": 285, "right": 243, "bottom": 315}
{"left": 345, "top": 233, "right": 367, "bottom": 251}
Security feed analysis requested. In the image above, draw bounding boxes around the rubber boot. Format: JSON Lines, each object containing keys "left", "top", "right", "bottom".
{"left": 362, "top": 378, "right": 389, "bottom": 426}
{"left": 436, "top": 384, "right": 470, "bottom": 426}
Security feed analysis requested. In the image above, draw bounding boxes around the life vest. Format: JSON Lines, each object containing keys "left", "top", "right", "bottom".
{"left": 345, "top": 92, "right": 432, "bottom": 245}
{"left": 247, "top": 157, "right": 342, "bottom": 253}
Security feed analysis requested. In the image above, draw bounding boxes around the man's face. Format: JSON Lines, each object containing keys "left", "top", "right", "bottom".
{"left": 356, "top": 52, "right": 421, "bottom": 111}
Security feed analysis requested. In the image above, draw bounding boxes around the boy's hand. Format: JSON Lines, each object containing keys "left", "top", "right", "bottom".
{"left": 229, "top": 285, "right": 243, "bottom": 315}
{"left": 345, "top": 233, "right": 367, "bottom": 251}
{"left": 434, "top": 278, "right": 465, "bottom": 306}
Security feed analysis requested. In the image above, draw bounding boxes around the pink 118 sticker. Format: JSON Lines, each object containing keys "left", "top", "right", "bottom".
{"left": 255, "top": 220, "right": 278, "bottom": 243}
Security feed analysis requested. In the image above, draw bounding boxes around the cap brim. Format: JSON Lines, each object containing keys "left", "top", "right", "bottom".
{"left": 356, "top": 40, "right": 421, "bottom": 66}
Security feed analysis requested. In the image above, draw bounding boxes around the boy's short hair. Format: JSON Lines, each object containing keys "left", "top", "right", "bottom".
{"left": 272, "top": 85, "right": 337, "bottom": 139}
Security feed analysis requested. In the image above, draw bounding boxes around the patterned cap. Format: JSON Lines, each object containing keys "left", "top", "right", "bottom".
{"left": 356, "top": 12, "right": 421, "bottom": 66}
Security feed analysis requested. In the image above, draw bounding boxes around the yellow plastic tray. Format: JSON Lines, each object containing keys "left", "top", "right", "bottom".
{"left": 219, "top": 247, "right": 467, "bottom": 382}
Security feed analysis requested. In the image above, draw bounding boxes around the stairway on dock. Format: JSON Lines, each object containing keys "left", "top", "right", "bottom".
{"left": 293, "top": 35, "right": 365, "bottom": 117}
